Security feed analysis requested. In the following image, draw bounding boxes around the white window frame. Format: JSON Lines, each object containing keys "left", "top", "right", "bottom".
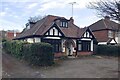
{"left": 108, "top": 30, "right": 113, "bottom": 38}
{"left": 60, "top": 21, "right": 68, "bottom": 27}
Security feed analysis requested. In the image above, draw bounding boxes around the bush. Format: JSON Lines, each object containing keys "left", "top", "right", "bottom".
{"left": 23, "top": 43, "right": 54, "bottom": 66}
{"left": 96, "top": 45, "right": 120, "bottom": 56}
{"left": 2, "top": 40, "right": 25, "bottom": 59}
{"left": 3, "top": 41, "right": 54, "bottom": 66}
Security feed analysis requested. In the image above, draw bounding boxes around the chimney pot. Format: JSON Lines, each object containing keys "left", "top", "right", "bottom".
{"left": 70, "top": 17, "right": 74, "bottom": 23}
{"left": 104, "top": 16, "right": 110, "bottom": 20}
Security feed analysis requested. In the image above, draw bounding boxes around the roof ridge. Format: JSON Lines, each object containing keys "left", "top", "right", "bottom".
{"left": 103, "top": 19, "right": 108, "bottom": 29}
{"left": 109, "top": 20, "right": 114, "bottom": 29}
{"left": 48, "top": 15, "right": 66, "bottom": 19}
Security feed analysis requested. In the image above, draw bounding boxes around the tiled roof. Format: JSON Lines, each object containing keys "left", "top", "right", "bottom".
{"left": 89, "top": 19, "right": 120, "bottom": 31}
{"left": 15, "top": 15, "right": 88, "bottom": 39}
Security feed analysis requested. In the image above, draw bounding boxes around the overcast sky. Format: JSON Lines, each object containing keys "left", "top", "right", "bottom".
{"left": 0, "top": 0, "right": 111, "bottom": 32}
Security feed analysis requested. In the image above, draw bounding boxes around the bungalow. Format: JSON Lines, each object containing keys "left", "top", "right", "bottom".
{"left": 14, "top": 15, "right": 97, "bottom": 57}
{"left": 88, "top": 16, "right": 120, "bottom": 45}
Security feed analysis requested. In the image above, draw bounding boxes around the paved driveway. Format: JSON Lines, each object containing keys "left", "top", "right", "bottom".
{"left": 39, "top": 56, "right": 118, "bottom": 78}
{"left": 2, "top": 52, "right": 118, "bottom": 78}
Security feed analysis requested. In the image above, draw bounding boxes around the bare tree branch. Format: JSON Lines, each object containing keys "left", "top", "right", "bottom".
{"left": 28, "top": 15, "right": 43, "bottom": 23}
{"left": 87, "top": 0, "right": 120, "bottom": 21}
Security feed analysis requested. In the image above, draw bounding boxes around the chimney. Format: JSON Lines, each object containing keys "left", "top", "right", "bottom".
{"left": 29, "top": 22, "right": 36, "bottom": 28}
{"left": 25, "top": 22, "right": 36, "bottom": 29}
{"left": 104, "top": 16, "right": 110, "bottom": 20}
{"left": 70, "top": 17, "right": 74, "bottom": 24}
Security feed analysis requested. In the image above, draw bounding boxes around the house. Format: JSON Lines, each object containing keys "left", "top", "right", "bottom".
{"left": 88, "top": 16, "right": 120, "bottom": 45}
{"left": 0, "top": 30, "right": 20, "bottom": 40}
{"left": 14, "top": 15, "right": 97, "bottom": 57}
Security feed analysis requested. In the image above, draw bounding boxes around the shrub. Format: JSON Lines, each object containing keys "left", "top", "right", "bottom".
{"left": 96, "top": 45, "right": 120, "bottom": 56}
{"left": 2, "top": 40, "right": 25, "bottom": 59}
{"left": 23, "top": 43, "right": 54, "bottom": 66}
{"left": 3, "top": 41, "right": 54, "bottom": 66}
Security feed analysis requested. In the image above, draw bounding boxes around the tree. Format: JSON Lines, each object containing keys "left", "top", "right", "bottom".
{"left": 28, "top": 15, "right": 43, "bottom": 23}
{"left": 88, "top": 0, "right": 120, "bottom": 21}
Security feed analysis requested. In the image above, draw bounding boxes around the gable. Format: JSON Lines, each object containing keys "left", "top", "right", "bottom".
{"left": 82, "top": 29, "right": 94, "bottom": 39}
{"left": 44, "top": 23, "right": 64, "bottom": 37}
{"left": 110, "top": 39, "right": 116, "bottom": 43}
{"left": 107, "top": 38, "right": 117, "bottom": 44}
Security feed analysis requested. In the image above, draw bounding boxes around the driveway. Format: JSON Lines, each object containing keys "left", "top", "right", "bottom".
{"left": 2, "top": 52, "right": 118, "bottom": 78}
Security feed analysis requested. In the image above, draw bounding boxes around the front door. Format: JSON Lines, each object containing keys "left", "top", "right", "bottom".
{"left": 65, "top": 39, "right": 75, "bottom": 56}
{"left": 66, "top": 43, "right": 73, "bottom": 56}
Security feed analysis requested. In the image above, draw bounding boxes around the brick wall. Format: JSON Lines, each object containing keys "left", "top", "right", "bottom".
{"left": 77, "top": 51, "right": 93, "bottom": 56}
{"left": 54, "top": 52, "right": 63, "bottom": 58}
{"left": 6, "top": 32, "right": 20, "bottom": 40}
{"left": 7, "top": 32, "right": 14, "bottom": 40}
{"left": 93, "top": 30, "right": 108, "bottom": 42}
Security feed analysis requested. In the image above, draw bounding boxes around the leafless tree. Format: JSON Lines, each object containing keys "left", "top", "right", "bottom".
{"left": 28, "top": 15, "right": 43, "bottom": 23}
{"left": 87, "top": 0, "right": 120, "bottom": 21}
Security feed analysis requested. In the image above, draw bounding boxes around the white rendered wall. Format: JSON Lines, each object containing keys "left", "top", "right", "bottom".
{"left": 91, "top": 40, "right": 93, "bottom": 51}
{"left": 34, "top": 38, "right": 41, "bottom": 43}
{"left": 27, "top": 38, "right": 34, "bottom": 43}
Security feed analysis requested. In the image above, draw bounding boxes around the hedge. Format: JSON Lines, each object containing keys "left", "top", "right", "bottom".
{"left": 23, "top": 43, "right": 54, "bottom": 66}
{"left": 95, "top": 45, "right": 120, "bottom": 56}
{"left": 2, "top": 40, "right": 54, "bottom": 66}
{"left": 2, "top": 40, "right": 25, "bottom": 59}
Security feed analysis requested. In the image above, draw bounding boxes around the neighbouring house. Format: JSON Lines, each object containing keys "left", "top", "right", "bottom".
{"left": 88, "top": 16, "right": 120, "bottom": 45}
{"left": 0, "top": 30, "right": 20, "bottom": 40}
{"left": 14, "top": 15, "right": 97, "bottom": 57}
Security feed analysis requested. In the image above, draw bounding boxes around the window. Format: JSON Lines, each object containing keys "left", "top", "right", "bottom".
{"left": 53, "top": 29, "right": 55, "bottom": 36}
{"left": 108, "top": 30, "right": 113, "bottom": 38}
{"left": 115, "top": 32, "right": 120, "bottom": 37}
{"left": 77, "top": 40, "right": 91, "bottom": 51}
{"left": 60, "top": 21, "right": 68, "bottom": 27}
{"left": 77, "top": 40, "right": 82, "bottom": 51}
{"left": 34, "top": 38, "right": 40, "bottom": 43}
{"left": 82, "top": 41, "right": 91, "bottom": 51}
{"left": 41, "top": 39, "right": 61, "bottom": 53}
{"left": 78, "top": 44, "right": 81, "bottom": 51}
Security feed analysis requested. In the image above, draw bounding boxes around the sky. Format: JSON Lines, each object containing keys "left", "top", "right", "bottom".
{"left": 0, "top": 0, "right": 112, "bottom": 32}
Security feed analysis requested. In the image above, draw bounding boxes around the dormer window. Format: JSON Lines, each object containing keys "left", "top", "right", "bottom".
{"left": 60, "top": 21, "right": 68, "bottom": 28}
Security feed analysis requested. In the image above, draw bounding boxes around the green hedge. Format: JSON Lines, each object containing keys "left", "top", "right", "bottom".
{"left": 96, "top": 45, "right": 120, "bottom": 56}
{"left": 2, "top": 40, "right": 25, "bottom": 59}
{"left": 23, "top": 43, "right": 54, "bottom": 66}
{"left": 3, "top": 40, "right": 54, "bottom": 66}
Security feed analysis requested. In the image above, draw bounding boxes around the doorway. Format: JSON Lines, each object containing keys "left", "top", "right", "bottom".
{"left": 65, "top": 39, "right": 75, "bottom": 56}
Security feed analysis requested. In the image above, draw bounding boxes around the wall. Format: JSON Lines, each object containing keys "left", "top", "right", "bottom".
{"left": 0, "top": 31, "right": 20, "bottom": 40}
{"left": 77, "top": 52, "right": 93, "bottom": 56}
{"left": 115, "top": 31, "right": 120, "bottom": 44}
{"left": 93, "top": 30, "right": 108, "bottom": 42}
{"left": 27, "top": 38, "right": 34, "bottom": 43}
{"left": 34, "top": 38, "right": 41, "bottom": 43}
